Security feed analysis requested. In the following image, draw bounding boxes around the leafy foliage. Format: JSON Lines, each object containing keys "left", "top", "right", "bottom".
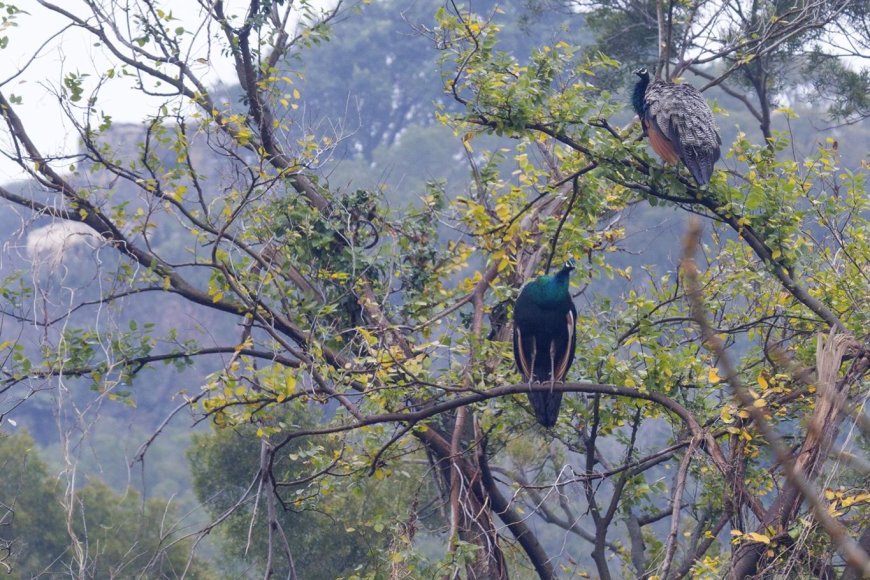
{"left": 0, "top": 432, "right": 209, "bottom": 577}
{"left": 188, "top": 418, "right": 416, "bottom": 579}
{"left": 0, "top": 0, "right": 867, "bottom": 578}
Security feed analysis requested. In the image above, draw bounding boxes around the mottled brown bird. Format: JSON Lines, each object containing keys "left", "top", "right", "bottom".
{"left": 632, "top": 67, "right": 721, "bottom": 186}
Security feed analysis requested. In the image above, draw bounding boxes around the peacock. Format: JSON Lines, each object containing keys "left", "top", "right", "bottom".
{"left": 512, "top": 259, "right": 577, "bottom": 427}
{"left": 632, "top": 67, "right": 721, "bottom": 186}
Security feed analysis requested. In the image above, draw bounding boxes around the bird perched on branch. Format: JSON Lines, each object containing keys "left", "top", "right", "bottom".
{"left": 512, "top": 259, "right": 577, "bottom": 428}
{"left": 632, "top": 67, "right": 721, "bottom": 186}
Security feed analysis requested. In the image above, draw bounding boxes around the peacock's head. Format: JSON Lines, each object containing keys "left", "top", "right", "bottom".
{"left": 554, "top": 258, "right": 576, "bottom": 281}
{"left": 631, "top": 68, "right": 651, "bottom": 115}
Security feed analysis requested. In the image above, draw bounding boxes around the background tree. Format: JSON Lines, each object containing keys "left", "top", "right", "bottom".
{"left": 187, "top": 407, "right": 439, "bottom": 579}
{"left": 0, "top": 431, "right": 209, "bottom": 577}
{"left": 532, "top": 0, "right": 870, "bottom": 140}
{"left": 0, "top": 0, "right": 867, "bottom": 578}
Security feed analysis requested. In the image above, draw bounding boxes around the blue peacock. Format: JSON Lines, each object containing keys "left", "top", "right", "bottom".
{"left": 512, "top": 259, "right": 577, "bottom": 427}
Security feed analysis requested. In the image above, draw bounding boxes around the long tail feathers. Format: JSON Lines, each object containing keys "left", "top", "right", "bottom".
{"left": 682, "top": 145, "right": 720, "bottom": 186}
{"left": 528, "top": 391, "right": 563, "bottom": 428}
{"left": 685, "top": 157, "right": 711, "bottom": 186}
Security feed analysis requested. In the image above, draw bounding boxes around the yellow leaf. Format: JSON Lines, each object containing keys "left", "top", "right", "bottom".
{"left": 753, "top": 398, "right": 767, "bottom": 408}
{"left": 708, "top": 367, "right": 721, "bottom": 384}
{"left": 841, "top": 494, "right": 866, "bottom": 508}
{"left": 744, "top": 532, "right": 770, "bottom": 544}
{"left": 757, "top": 375, "right": 769, "bottom": 390}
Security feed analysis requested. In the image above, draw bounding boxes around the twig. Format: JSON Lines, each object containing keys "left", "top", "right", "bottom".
{"left": 544, "top": 176, "right": 581, "bottom": 274}
{"left": 660, "top": 435, "right": 699, "bottom": 579}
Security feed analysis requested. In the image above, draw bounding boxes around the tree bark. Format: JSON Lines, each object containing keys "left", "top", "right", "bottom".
{"left": 417, "top": 426, "right": 509, "bottom": 580}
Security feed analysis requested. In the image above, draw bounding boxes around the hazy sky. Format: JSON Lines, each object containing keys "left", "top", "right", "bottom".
{"left": 0, "top": 3, "right": 243, "bottom": 182}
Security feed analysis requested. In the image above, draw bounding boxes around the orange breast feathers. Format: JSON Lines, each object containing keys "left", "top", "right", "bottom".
{"left": 644, "top": 119, "right": 680, "bottom": 164}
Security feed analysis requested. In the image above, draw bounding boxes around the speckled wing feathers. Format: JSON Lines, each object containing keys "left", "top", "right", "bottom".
{"left": 644, "top": 80, "right": 721, "bottom": 185}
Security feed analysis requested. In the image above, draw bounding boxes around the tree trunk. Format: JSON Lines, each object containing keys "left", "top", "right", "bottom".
{"left": 417, "top": 426, "right": 509, "bottom": 580}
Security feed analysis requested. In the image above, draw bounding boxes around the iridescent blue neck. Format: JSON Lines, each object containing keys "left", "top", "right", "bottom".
{"left": 532, "top": 266, "right": 572, "bottom": 303}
